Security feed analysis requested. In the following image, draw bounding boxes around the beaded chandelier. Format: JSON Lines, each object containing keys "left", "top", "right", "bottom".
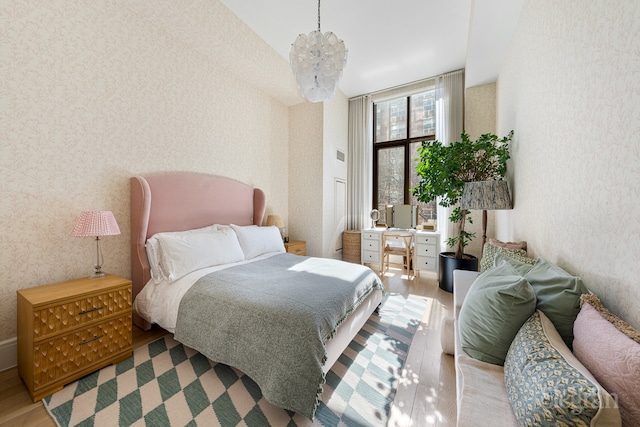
{"left": 289, "top": 0, "right": 348, "bottom": 103}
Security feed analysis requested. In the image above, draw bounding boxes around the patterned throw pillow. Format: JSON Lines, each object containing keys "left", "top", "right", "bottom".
{"left": 504, "top": 311, "right": 620, "bottom": 427}
{"left": 479, "top": 242, "right": 535, "bottom": 272}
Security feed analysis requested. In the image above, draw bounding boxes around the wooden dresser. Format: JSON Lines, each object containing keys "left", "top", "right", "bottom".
{"left": 17, "top": 274, "right": 133, "bottom": 402}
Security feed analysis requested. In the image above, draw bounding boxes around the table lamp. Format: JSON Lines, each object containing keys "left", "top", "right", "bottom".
{"left": 71, "top": 210, "right": 121, "bottom": 278}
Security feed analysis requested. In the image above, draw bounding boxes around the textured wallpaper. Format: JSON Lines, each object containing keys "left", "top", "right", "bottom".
{"left": 0, "top": 1, "right": 294, "bottom": 341}
{"left": 496, "top": 0, "right": 640, "bottom": 329}
{"left": 288, "top": 93, "right": 349, "bottom": 259}
{"left": 464, "top": 83, "right": 498, "bottom": 259}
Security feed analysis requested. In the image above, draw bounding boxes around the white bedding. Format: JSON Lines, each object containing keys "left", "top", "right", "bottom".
{"left": 133, "top": 252, "right": 280, "bottom": 333}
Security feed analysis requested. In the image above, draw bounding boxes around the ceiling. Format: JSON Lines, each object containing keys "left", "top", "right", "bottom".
{"left": 219, "top": 0, "right": 525, "bottom": 98}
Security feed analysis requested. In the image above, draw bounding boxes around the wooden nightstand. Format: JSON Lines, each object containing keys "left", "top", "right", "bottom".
{"left": 17, "top": 274, "right": 133, "bottom": 402}
{"left": 285, "top": 240, "right": 306, "bottom": 256}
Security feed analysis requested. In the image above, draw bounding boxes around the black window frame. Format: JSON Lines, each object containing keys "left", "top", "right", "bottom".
{"left": 372, "top": 93, "right": 436, "bottom": 222}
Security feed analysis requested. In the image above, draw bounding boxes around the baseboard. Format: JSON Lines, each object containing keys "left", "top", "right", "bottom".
{"left": 0, "top": 337, "right": 17, "bottom": 372}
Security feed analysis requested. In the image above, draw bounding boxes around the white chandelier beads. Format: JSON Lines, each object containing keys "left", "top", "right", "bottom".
{"left": 289, "top": 29, "right": 347, "bottom": 102}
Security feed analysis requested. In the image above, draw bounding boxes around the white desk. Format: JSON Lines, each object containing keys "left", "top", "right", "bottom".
{"left": 361, "top": 228, "right": 440, "bottom": 276}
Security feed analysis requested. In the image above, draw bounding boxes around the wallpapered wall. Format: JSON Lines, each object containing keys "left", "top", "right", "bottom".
{"left": 463, "top": 83, "right": 498, "bottom": 259}
{"left": 496, "top": 0, "right": 640, "bottom": 329}
{"left": 289, "top": 102, "right": 324, "bottom": 257}
{"left": 0, "top": 1, "right": 294, "bottom": 342}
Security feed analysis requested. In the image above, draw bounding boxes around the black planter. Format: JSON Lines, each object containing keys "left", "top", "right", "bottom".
{"left": 438, "top": 252, "right": 478, "bottom": 293}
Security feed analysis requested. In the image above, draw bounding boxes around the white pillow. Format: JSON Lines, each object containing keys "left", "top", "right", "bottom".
{"left": 145, "top": 237, "right": 163, "bottom": 282}
{"left": 230, "top": 224, "right": 286, "bottom": 259}
{"left": 145, "top": 224, "right": 218, "bottom": 283}
{"left": 156, "top": 228, "right": 245, "bottom": 282}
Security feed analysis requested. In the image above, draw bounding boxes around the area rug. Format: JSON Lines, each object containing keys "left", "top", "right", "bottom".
{"left": 43, "top": 293, "right": 426, "bottom": 427}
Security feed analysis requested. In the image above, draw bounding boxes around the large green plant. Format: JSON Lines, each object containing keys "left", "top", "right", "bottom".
{"left": 412, "top": 131, "right": 513, "bottom": 259}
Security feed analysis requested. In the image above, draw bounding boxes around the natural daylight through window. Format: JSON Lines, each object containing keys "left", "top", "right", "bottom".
{"left": 373, "top": 90, "right": 438, "bottom": 226}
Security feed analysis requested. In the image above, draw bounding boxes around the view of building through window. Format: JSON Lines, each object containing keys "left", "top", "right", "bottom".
{"left": 373, "top": 90, "right": 437, "bottom": 226}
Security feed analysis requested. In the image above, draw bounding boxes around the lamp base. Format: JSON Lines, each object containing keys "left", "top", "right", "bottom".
{"left": 90, "top": 271, "right": 106, "bottom": 279}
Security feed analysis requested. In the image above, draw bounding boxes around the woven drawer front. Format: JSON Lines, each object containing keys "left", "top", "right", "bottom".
{"left": 33, "top": 287, "right": 131, "bottom": 340}
{"left": 32, "top": 315, "right": 132, "bottom": 389}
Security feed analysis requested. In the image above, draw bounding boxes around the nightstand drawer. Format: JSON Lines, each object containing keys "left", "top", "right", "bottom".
{"left": 33, "top": 314, "right": 132, "bottom": 390}
{"left": 288, "top": 245, "right": 305, "bottom": 255}
{"left": 33, "top": 286, "right": 131, "bottom": 340}
{"left": 285, "top": 240, "right": 306, "bottom": 256}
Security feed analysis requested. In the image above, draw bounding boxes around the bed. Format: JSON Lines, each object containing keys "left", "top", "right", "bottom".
{"left": 129, "top": 172, "right": 384, "bottom": 419}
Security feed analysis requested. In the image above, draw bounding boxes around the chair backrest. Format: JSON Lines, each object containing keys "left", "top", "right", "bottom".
{"left": 382, "top": 232, "right": 414, "bottom": 252}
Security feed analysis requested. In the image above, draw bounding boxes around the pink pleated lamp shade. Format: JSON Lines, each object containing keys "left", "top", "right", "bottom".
{"left": 71, "top": 211, "right": 121, "bottom": 237}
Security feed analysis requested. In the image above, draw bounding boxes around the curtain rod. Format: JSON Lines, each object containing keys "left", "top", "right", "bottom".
{"left": 350, "top": 68, "right": 465, "bottom": 101}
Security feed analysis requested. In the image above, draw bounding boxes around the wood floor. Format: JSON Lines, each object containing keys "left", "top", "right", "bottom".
{"left": 0, "top": 267, "right": 455, "bottom": 427}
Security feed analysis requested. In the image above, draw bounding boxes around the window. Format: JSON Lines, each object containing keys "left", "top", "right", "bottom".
{"left": 373, "top": 90, "right": 437, "bottom": 225}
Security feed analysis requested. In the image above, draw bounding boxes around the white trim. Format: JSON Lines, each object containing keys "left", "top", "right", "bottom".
{"left": 0, "top": 337, "right": 17, "bottom": 372}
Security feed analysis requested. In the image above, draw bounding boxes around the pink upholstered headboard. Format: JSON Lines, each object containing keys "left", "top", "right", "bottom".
{"left": 130, "top": 173, "right": 266, "bottom": 327}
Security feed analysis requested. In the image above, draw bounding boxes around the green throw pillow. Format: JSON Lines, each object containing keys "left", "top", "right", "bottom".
{"left": 458, "top": 259, "right": 537, "bottom": 365}
{"left": 479, "top": 243, "right": 533, "bottom": 272}
{"left": 504, "top": 311, "right": 620, "bottom": 426}
{"left": 524, "top": 258, "right": 588, "bottom": 349}
{"left": 493, "top": 252, "right": 535, "bottom": 275}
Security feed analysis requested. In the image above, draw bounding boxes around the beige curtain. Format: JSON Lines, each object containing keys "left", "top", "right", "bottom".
{"left": 347, "top": 71, "right": 464, "bottom": 237}
{"left": 347, "top": 95, "right": 372, "bottom": 230}
{"left": 435, "top": 69, "right": 465, "bottom": 250}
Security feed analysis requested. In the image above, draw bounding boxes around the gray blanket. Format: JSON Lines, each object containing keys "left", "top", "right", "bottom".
{"left": 173, "top": 253, "right": 384, "bottom": 419}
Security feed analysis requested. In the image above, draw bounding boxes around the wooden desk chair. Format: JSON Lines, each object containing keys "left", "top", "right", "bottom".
{"left": 381, "top": 232, "right": 415, "bottom": 279}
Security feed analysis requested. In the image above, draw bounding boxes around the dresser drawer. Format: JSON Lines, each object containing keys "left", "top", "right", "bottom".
{"left": 416, "top": 234, "right": 438, "bottom": 245}
{"left": 415, "top": 243, "right": 437, "bottom": 257}
{"left": 361, "top": 238, "right": 379, "bottom": 251}
{"left": 32, "top": 314, "right": 132, "bottom": 390}
{"left": 33, "top": 286, "right": 132, "bottom": 340}
{"left": 363, "top": 250, "right": 379, "bottom": 263}
{"left": 362, "top": 232, "right": 378, "bottom": 241}
{"left": 416, "top": 256, "right": 437, "bottom": 272}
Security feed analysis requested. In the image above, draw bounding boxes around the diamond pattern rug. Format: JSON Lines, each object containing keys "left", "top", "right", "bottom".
{"left": 43, "top": 293, "right": 426, "bottom": 427}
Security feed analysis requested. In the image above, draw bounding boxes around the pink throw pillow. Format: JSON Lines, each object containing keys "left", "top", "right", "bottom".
{"left": 573, "top": 298, "right": 640, "bottom": 427}
{"left": 488, "top": 238, "right": 527, "bottom": 251}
